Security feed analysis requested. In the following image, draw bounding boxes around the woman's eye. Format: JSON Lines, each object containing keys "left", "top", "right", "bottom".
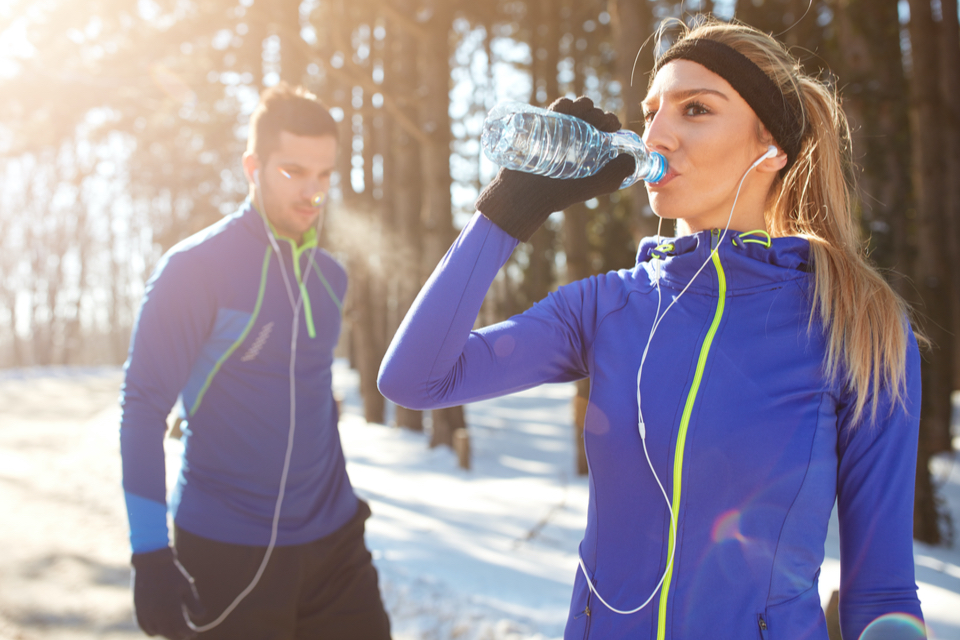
{"left": 642, "top": 110, "right": 656, "bottom": 123}
{"left": 683, "top": 101, "right": 709, "bottom": 116}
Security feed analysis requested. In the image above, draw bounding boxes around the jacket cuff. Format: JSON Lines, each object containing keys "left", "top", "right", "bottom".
{"left": 131, "top": 546, "right": 174, "bottom": 568}
{"left": 474, "top": 171, "right": 556, "bottom": 242}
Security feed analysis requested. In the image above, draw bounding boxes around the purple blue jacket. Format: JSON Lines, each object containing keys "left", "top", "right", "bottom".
{"left": 121, "top": 201, "right": 357, "bottom": 554}
{"left": 378, "top": 211, "right": 923, "bottom": 640}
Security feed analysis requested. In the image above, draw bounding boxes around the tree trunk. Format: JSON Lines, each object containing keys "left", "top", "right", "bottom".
{"left": 242, "top": 0, "right": 268, "bottom": 88}
{"left": 564, "top": 202, "right": 591, "bottom": 476}
{"left": 430, "top": 405, "right": 467, "bottom": 449}
{"left": 521, "top": 0, "right": 560, "bottom": 307}
{"left": 64, "top": 179, "right": 89, "bottom": 365}
{"left": 276, "top": 0, "right": 309, "bottom": 85}
{"left": 335, "top": 66, "right": 388, "bottom": 424}
{"left": 351, "top": 254, "right": 387, "bottom": 425}
{"left": 939, "top": 0, "right": 960, "bottom": 390}
{"left": 610, "top": 0, "right": 657, "bottom": 237}
{"left": 419, "top": 1, "right": 466, "bottom": 451}
{"left": 386, "top": 0, "right": 424, "bottom": 432}
{"left": 835, "top": 0, "right": 912, "bottom": 287}
{"left": 907, "top": 0, "right": 954, "bottom": 545}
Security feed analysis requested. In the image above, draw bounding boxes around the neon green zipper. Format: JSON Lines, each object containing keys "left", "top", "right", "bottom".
{"left": 277, "top": 227, "right": 319, "bottom": 339}
{"left": 656, "top": 233, "right": 727, "bottom": 639}
{"left": 258, "top": 208, "right": 320, "bottom": 339}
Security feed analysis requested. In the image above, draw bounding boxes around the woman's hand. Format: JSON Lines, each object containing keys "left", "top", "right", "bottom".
{"left": 475, "top": 97, "right": 636, "bottom": 242}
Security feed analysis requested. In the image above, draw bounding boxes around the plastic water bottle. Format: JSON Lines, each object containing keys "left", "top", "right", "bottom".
{"left": 481, "top": 101, "right": 667, "bottom": 187}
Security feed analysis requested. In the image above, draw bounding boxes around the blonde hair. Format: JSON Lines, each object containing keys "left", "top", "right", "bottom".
{"left": 654, "top": 18, "right": 913, "bottom": 425}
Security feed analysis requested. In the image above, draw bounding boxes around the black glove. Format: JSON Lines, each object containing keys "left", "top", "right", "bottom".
{"left": 131, "top": 547, "right": 204, "bottom": 639}
{"left": 476, "top": 96, "right": 636, "bottom": 242}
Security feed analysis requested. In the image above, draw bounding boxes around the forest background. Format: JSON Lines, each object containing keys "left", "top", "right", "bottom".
{"left": 1, "top": 0, "right": 958, "bottom": 546}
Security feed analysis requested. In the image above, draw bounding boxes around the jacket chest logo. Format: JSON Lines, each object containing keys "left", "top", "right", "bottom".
{"left": 241, "top": 321, "right": 275, "bottom": 362}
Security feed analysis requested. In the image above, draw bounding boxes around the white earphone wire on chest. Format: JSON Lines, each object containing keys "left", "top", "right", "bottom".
{"left": 577, "top": 145, "right": 778, "bottom": 615}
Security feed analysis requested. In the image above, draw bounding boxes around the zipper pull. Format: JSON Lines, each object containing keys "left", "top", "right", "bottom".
{"left": 584, "top": 605, "right": 591, "bottom": 617}
{"left": 758, "top": 614, "right": 768, "bottom": 631}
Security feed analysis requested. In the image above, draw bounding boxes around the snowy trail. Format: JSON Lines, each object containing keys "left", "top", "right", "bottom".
{"left": 0, "top": 364, "right": 958, "bottom": 639}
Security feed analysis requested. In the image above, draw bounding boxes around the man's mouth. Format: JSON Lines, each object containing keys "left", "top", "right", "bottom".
{"left": 294, "top": 204, "right": 319, "bottom": 215}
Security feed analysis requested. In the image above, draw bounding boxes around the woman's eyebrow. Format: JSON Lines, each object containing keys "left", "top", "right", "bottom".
{"left": 644, "top": 88, "right": 730, "bottom": 105}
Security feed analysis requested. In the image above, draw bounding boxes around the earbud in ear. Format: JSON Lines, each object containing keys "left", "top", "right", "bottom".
{"left": 751, "top": 145, "right": 780, "bottom": 169}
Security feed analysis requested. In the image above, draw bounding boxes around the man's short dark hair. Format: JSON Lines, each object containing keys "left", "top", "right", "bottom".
{"left": 247, "top": 82, "right": 338, "bottom": 161}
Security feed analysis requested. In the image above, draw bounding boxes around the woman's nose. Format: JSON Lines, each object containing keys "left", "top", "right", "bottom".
{"left": 643, "top": 112, "right": 677, "bottom": 154}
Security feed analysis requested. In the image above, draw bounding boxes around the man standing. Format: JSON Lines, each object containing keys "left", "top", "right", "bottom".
{"left": 120, "top": 83, "right": 391, "bottom": 640}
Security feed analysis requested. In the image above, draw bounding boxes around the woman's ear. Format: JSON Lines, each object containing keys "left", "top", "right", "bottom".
{"left": 756, "top": 127, "right": 788, "bottom": 173}
{"left": 755, "top": 147, "right": 787, "bottom": 173}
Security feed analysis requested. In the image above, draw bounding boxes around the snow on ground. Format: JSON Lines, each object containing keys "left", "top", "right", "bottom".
{"left": 0, "top": 363, "right": 958, "bottom": 639}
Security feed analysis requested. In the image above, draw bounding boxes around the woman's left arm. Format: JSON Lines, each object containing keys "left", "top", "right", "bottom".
{"left": 836, "top": 330, "right": 925, "bottom": 638}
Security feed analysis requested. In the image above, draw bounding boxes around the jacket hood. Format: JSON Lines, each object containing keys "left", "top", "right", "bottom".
{"left": 635, "top": 229, "right": 812, "bottom": 294}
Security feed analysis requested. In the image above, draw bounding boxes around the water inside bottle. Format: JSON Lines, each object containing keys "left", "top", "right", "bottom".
{"left": 483, "top": 112, "right": 610, "bottom": 179}
{"left": 481, "top": 103, "right": 668, "bottom": 185}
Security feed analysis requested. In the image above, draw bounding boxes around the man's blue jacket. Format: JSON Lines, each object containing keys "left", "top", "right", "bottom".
{"left": 121, "top": 201, "right": 357, "bottom": 554}
{"left": 379, "top": 212, "right": 923, "bottom": 640}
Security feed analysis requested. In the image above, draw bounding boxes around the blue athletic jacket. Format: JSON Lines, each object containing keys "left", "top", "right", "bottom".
{"left": 121, "top": 200, "right": 357, "bottom": 554}
{"left": 378, "top": 212, "right": 923, "bottom": 640}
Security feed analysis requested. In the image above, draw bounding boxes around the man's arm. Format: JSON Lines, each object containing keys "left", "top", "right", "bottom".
{"left": 120, "top": 249, "right": 213, "bottom": 552}
{"left": 120, "top": 249, "right": 213, "bottom": 639}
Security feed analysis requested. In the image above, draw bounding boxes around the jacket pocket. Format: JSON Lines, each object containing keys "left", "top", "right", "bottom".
{"left": 757, "top": 613, "right": 769, "bottom": 640}
{"left": 760, "top": 584, "right": 829, "bottom": 640}
{"left": 572, "top": 592, "right": 594, "bottom": 639}
{"left": 569, "top": 573, "right": 595, "bottom": 639}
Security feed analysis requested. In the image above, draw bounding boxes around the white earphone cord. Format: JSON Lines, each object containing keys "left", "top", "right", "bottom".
{"left": 578, "top": 147, "right": 775, "bottom": 615}
{"left": 185, "top": 179, "right": 324, "bottom": 632}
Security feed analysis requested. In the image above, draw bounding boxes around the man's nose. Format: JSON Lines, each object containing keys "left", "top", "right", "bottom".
{"left": 302, "top": 180, "right": 327, "bottom": 199}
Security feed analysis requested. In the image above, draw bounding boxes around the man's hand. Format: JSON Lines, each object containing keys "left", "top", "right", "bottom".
{"left": 131, "top": 547, "right": 204, "bottom": 639}
{"left": 475, "top": 96, "right": 636, "bottom": 242}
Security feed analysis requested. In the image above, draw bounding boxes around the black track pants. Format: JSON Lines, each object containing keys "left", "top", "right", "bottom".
{"left": 174, "top": 500, "right": 391, "bottom": 640}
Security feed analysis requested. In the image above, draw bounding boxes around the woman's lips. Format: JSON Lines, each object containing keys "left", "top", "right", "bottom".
{"left": 648, "top": 169, "right": 678, "bottom": 187}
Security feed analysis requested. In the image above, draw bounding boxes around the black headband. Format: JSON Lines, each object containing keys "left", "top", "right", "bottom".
{"left": 653, "top": 38, "right": 804, "bottom": 171}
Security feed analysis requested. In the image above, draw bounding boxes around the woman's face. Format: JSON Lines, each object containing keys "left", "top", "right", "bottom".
{"left": 642, "top": 59, "right": 782, "bottom": 233}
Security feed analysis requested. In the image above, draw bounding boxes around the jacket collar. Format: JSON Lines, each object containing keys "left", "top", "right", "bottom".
{"left": 636, "top": 229, "right": 811, "bottom": 293}
{"left": 237, "top": 198, "right": 319, "bottom": 252}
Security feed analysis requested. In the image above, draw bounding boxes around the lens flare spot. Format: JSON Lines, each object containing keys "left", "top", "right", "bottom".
{"left": 311, "top": 192, "right": 327, "bottom": 207}
{"left": 493, "top": 335, "right": 516, "bottom": 358}
{"left": 859, "top": 613, "right": 928, "bottom": 640}
{"left": 711, "top": 509, "right": 746, "bottom": 543}
{"left": 584, "top": 403, "right": 609, "bottom": 435}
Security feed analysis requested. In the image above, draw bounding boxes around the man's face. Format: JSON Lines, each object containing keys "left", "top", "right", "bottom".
{"left": 247, "top": 130, "right": 338, "bottom": 243}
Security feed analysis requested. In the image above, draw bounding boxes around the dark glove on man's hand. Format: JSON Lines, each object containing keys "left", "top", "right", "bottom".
{"left": 475, "top": 96, "right": 637, "bottom": 242}
{"left": 132, "top": 547, "right": 204, "bottom": 640}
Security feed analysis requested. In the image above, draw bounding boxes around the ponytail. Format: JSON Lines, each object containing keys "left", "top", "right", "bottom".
{"left": 771, "top": 78, "right": 910, "bottom": 424}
